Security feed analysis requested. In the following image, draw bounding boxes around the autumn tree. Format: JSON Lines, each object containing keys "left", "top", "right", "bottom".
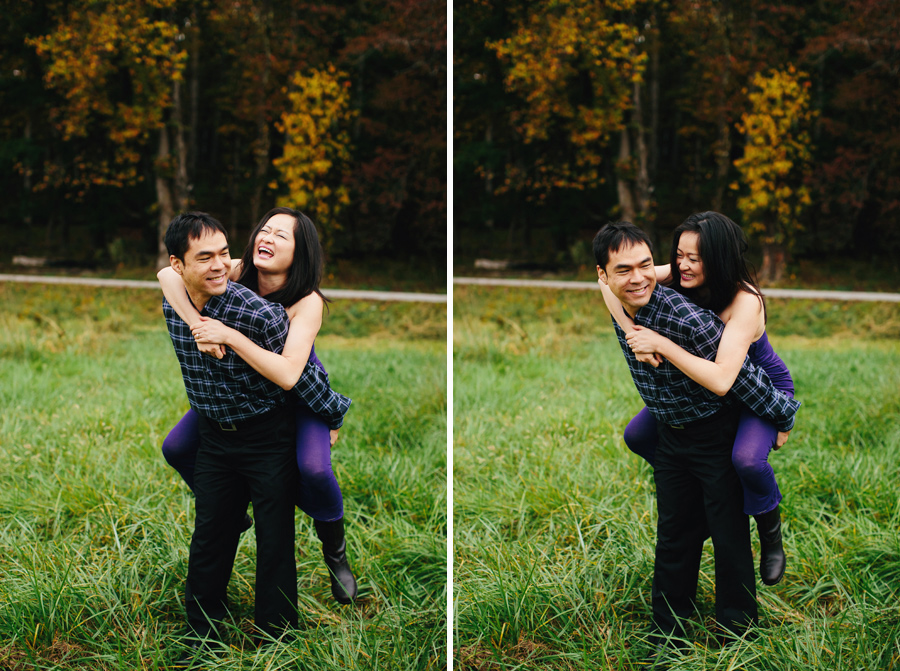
{"left": 273, "top": 65, "right": 355, "bottom": 251}
{"left": 734, "top": 66, "right": 814, "bottom": 283}
{"left": 340, "top": 0, "right": 447, "bottom": 260}
{"left": 28, "top": 1, "right": 189, "bottom": 267}
{"left": 666, "top": 0, "right": 745, "bottom": 212}
{"left": 202, "top": 0, "right": 341, "bottom": 237}
{"left": 487, "top": 0, "right": 651, "bottom": 220}
{"left": 804, "top": 0, "right": 900, "bottom": 255}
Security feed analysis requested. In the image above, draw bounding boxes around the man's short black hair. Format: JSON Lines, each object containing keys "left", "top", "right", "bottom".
{"left": 164, "top": 212, "right": 228, "bottom": 261}
{"left": 592, "top": 221, "right": 653, "bottom": 272}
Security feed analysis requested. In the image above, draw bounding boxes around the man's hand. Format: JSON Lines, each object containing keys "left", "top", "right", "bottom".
{"left": 635, "top": 351, "right": 663, "bottom": 368}
{"left": 775, "top": 430, "right": 791, "bottom": 450}
{"left": 330, "top": 429, "right": 340, "bottom": 448}
{"left": 197, "top": 341, "right": 226, "bottom": 359}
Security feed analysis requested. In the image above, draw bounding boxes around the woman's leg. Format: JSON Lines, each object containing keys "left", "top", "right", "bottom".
{"left": 164, "top": 408, "right": 253, "bottom": 535}
{"left": 294, "top": 404, "right": 357, "bottom": 603}
{"left": 294, "top": 405, "right": 344, "bottom": 521}
{"left": 731, "top": 409, "right": 782, "bottom": 516}
{"left": 623, "top": 406, "right": 659, "bottom": 467}
{"left": 161, "top": 409, "right": 201, "bottom": 491}
{"left": 732, "top": 408, "right": 785, "bottom": 585}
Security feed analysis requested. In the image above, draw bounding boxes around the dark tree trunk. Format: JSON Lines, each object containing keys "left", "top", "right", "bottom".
{"left": 249, "top": 0, "right": 273, "bottom": 226}
{"left": 711, "top": 2, "right": 732, "bottom": 212}
{"left": 759, "top": 241, "right": 786, "bottom": 285}
{"left": 188, "top": 11, "right": 200, "bottom": 178}
{"left": 616, "top": 127, "right": 637, "bottom": 223}
{"left": 155, "top": 126, "right": 175, "bottom": 270}
{"left": 173, "top": 80, "right": 189, "bottom": 211}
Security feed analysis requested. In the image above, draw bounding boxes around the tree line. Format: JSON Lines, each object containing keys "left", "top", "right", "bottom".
{"left": 454, "top": 0, "right": 899, "bottom": 281}
{"left": 1, "top": 0, "right": 446, "bottom": 268}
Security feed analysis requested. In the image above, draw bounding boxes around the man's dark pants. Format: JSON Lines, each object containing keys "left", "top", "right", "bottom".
{"left": 651, "top": 406, "right": 757, "bottom": 639}
{"left": 186, "top": 406, "right": 298, "bottom": 639}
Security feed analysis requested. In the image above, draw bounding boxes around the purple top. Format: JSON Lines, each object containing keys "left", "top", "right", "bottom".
{"left": 748, "top": 331, "right": 794, "bottom": 397}
{"left": 309, "top": 343, "right": 325, "bottom": 372}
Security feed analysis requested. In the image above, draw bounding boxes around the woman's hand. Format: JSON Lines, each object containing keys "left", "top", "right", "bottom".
{"left": 330, "top": 429, "right": 340, "bottom": 448}
{"left": 191, "top": 317, "right": 235, "bottom": 346}
{"left": 775, "top": 430, "right": 790, "bottom": 450}
{"left": 625, "top": 324, "right": 668, "bottom": 355}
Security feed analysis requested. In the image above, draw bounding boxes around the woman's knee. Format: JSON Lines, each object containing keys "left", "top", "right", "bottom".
{"left": 731, "top": 447, "right": 769, "bottom": 477}
{"left": 296, "top": 461, "right": 336, "bottom": 486}
{"left": 161, "top": 435, "right": 183, "bottom": 462}
{"left": 624, "top": 425, "right": 656, "bottom": 460}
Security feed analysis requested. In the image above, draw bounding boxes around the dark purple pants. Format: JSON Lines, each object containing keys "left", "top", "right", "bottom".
{"left": 163, "top": 404, "right": 344, "bottom": 521}
{"left": 624, "top": 402, "right": 789, "bottom": 516}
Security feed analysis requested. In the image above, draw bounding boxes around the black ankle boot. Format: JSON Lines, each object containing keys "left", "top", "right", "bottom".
{"left": 313, "top": 518, "right": 358, "bottom": 604}
{"left": 754, "top": 505, "right": 786, "bottom": 586}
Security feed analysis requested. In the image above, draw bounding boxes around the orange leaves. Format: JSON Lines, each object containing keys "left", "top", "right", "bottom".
{"left": 27, "top": 0, "right": 187, "bottom": 197}
{"left": 487, "top": 0, "right": 655, "bottom": 197}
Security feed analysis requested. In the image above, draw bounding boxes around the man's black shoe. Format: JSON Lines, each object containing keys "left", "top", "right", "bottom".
{"left": 238, "top": 512, "right": 253, "bottom": 534}
{"left": 645, "top": 634, "right": 688, "bottom": 670}
{"left": 172, "top": 638, "right": 214, "bottom": 670}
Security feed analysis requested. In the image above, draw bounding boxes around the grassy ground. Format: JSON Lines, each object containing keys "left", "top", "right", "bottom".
{"left": 0, "top": 282, "right": 447, "bottom": 670}
{"left": 453, "top": 285, "right": 900, "bottom": 670}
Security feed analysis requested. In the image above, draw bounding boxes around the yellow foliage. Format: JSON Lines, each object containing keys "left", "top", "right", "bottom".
{"left": 734, "top": 67, "right": 815, "bottom": 249}
{"left": 27, "top": 0, "right": 187, "bottom": 196}
{"left": 487, "top": 0, "right": 654, "bottom": 197}
{"left": 273, "top": 65, "right": 355, "bottom": 248}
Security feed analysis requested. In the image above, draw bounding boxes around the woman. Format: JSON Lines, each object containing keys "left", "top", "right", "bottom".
{"left": 158, "top": 206, "right": 358, "bottom": 604}
{"left": 598, "top": 211, "right": 794, "bottom": 586}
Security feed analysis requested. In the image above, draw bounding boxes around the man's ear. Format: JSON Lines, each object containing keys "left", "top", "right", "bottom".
{"left": 170, "top": 255, "right": 184, "bottom": 275}
{"left": 596, "top": 265, "right": 608, "bottom": 286}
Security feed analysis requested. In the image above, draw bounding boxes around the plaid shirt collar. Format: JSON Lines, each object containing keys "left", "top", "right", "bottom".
{"left": 164, "top": 281, "right": 290, "bottom": 423}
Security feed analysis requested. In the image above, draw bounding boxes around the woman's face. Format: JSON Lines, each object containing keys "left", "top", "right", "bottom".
{"left": 253, "top": 213, "right": 296, "bottom": 274}
{"left": 675, "top": 231, "right": 705, "bottom": 288}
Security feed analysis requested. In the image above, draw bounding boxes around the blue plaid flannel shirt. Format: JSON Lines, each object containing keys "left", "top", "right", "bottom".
{"left": 612, "top": 284, "right": 799, "bottom": 432}
{"left": 164, "top": 281, "right": 351, "bottom": 429}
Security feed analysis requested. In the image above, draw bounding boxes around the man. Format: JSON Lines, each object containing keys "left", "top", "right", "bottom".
{"left": 592, "top": 222, "right": 799, "bottom": 654}
{"left": 161, "top": 212, "right": 350, "bottom": 659}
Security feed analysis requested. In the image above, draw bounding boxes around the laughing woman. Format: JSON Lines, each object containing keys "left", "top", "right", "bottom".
{"left": 158, "top": 206, "right": 358, "bottom": 604}
{"left": 598, "top": 211, "right": 796, "bottom": 586}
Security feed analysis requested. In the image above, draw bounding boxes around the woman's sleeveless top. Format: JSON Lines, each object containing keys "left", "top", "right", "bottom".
{"left": 748, "top": 331, "right": 794, "bottom": 396}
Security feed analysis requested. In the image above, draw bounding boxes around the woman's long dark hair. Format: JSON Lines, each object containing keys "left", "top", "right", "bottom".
{"left": 236, "top": 206, "right": 329, "bottom": 308}
{"left": 666, "top": 211, "right": 766, "bottom": 320}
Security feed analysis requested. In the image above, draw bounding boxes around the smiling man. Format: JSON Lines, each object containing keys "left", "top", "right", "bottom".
{"left": 593, "top": 221, "right": 800, "bottom": 657}
{"left": 161, "top": 212, "right": 350, "bottom": 663}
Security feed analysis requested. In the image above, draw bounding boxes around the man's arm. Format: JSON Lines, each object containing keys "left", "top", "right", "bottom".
{"left": 674, "top": 306, "right": 800, "bottom": 432}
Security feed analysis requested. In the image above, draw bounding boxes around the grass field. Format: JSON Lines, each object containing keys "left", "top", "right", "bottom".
{"left": 0, "top": 282, "right": 447, "bottom": 670}
{"left": 453, "top": 285, "right": 900, "bottom": 670}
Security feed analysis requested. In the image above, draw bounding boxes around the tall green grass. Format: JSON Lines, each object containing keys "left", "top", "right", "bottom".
{"left": 0, "top": 282, "right": 446, "bottom": 670}
{"left": 454, "top": 285, "right": 900, "bottom": 670}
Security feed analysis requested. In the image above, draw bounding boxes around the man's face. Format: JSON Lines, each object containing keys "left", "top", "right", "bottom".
{"left": 597, "top": 241, "right": 656, "bottom": 314}
{"left": 170, "top": 229, "right": 231, "bottom": 302}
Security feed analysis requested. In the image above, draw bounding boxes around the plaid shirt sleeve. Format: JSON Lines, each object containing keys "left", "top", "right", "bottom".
{"left": 290, "top": 363, "right": 352, "bottom": 430}
{"left": 670, "top": 297, "right": 800, "bottom": 432}
{"left": 217, "top": 287, "right": 352, "bottom": 429}
{"left": 166, "top": 283, "right": 355, "bottom": 425}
